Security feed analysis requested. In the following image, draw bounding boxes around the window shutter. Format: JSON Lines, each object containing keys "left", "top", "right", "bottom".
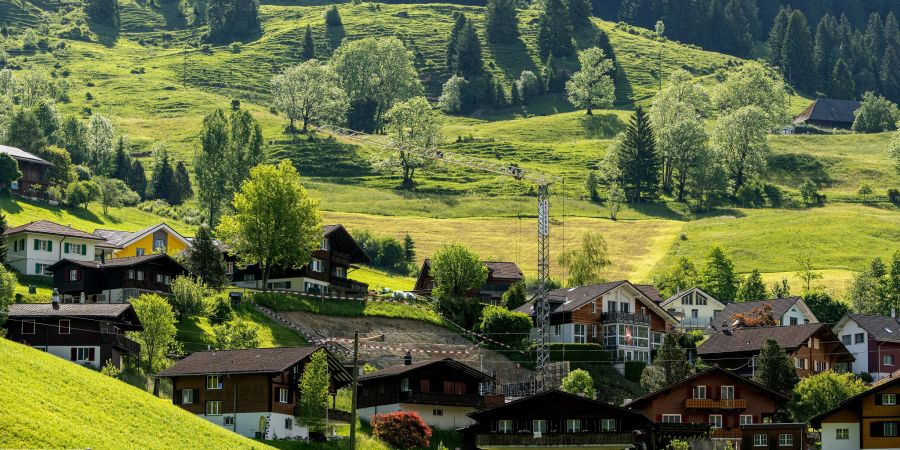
{"left": 175, "top": 390, "right": 182, "bottom": 404}
{"left": 193, "top": 388, "right": 200, "bottom": 401}
{"left": 656, "top": 414, "right": 662, "bottom": 422}
{"left": 47, "top": 241, "right": 52, "bottom": 252}
{"left": 876, "top": 395, "right": 884, "bottom": 406}
{"left": 70, "top": 348, "right": 77, "bottom": 360}
{"left": 34, "top": 240, "right": 39, "bottom": 251}
{"left": 88, "top": 348, "right": 95, "bottom": 361}
{"left": 64, "top": 243, "right": 69, "bottom": 253}
{"left": 688, "top": 386, "right": 693, "bottom": 398}
{"left": 734, "top": 387, "right": 740, "bottom": 399}
{"left": 872, "top": 422, "right": 884, "bottom": 437}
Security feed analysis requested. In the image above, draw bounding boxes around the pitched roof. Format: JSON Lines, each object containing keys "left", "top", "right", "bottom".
{"left": 810, "top": 371, "right": 900, "bottom": 428}
{"left": 711, "top": 297, "right": 805, "bottom": 327}
{"left": 484, "top": 262, "right": 523, "bottom": 280}
{"left": 660, "top": 287, "right": 721, "bottom": 308}
{"left": 513, "top": 281, "right": 677, "bottom": 325}
{"left": 93, "top": 223, "right": 190, "bottom": 249}
{"left": 698, "top": 323, "right": 829, "bottom": 355}
{"left": 794, "top": 98, "right": 861, "bottom": 125}
{"left": 4, "top": 220, "right": 106, "bottom": 240}
{"left": 636, "top": 284, "right": 663, "bottom": 303}
{"left": 6, "top": 303, "right": 143, "bottom": 330}
{"left": 359, "top": 358, "right": 493, "bottom": 382}
{"left": 626, "top": 366, "right": 790, "bottom": 408}
{"left": 469, "top": 389, "right": 650, "bottom": 422}
{"left": 0, "top": 145, "right": 51, "bottom": 165}
{"left": 158, "top": 347, "right": 323, "bottom": 376}
{"left": 845, "top": 313, "right": 900, "bottom": 343}
{"left": 45, "top": 253, "right": 184, "bottom": 271}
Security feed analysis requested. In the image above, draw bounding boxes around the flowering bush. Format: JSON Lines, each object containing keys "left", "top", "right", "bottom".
{"left": 370, "top": 411, "right": 432, "bottom": 449}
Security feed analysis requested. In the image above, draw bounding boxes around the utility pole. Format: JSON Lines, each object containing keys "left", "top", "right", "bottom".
{"left": 349, "top": 331, "right": 360, "bottom": 450}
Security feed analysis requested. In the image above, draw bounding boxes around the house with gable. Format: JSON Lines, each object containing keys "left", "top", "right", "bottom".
{"left": 94, "top": 223, "right": 192, "bottom": 260}
{"left": 710, "top": 297, "right": 818, "bottom": 330}
{"left": 0, "top": 144, "right": 52, "bottom": 200}
{"left": 812, "top": 370, "right": 900, "bottom": 450}
{"left": 660, "top": 287, "right": 726, "bottom": 330}
{"left": 514, "top": 281, "right": 678, "bottom": 363}
{"left": 414, "top": 259, "right": 524, "bottom": 302}
{"left": 833, "top": 313, "right": 900, "bottom": 380}
{"left": 4, "top": 220, "right": 112, "bottom": 276}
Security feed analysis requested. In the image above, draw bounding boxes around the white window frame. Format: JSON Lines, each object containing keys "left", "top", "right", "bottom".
{"left": 693, "top": 385, "right": 706, "bottom": 399}
{"left": 136, "top": 248, "right": 145, "bottom": 257}
{"left": 662, "top": 414, "right": 682, "bottom": 424}
{"left": 554, "top": 325, "right": 561, "bottom": 337}
{"left": 779, "top": 433, "right": 793, "bottom": 447}
{"left": 566, "top": 419, "right": 581, "bottom": 433}
{"left": 58, "top": 319, "right": 70, "bottom": 335}
{"left": 721, "top": 386, "right": 734, "bottom": 400}
{"left": 532, "top": 420, "right": 547, "bottom": 433}
{"left": 836, "top": 428, "right": 850, "bottom": 440}
{"left": 136, "top": 270, "right": 145, "bottom": 281}
{"left": 740, "top": 415, "right": 753, "bottom": 425}
{"left": 432, "top": 409, "right": 443, "bottom": 416}
{"left": 75, "top": 347, "right": 92, "bottom": 361}
{"left": 709, "top": 414, "right": 722, "bottom": 429}
{"left": 573, "top": 324, "right": 586, "bottom": 344}
{"left": 498, "top": 419, "right": 512, "bottom": 434}
{"left": 22, "top": 320, "right": 36, "bottom": 335}
{"left": 591, "top": 301, "right": 596, "bottom": 314}
{"left": 883, "top": 394, "right": 897, "bottom": 405}
{"left": 310, "top": 259, "right": 324, "bottom": 273}
{"left": 278, "top": 387, "right": 289, "bottom": 403}
{"left": 205, "top": 400, "right": 222, "bottom": 416}
{"left": 207, "top": 375, "right": 222, "bottom": 390}
{"left": 601, "top": 418, "right": 616, "bottom": 432}
{"left": 182, "top": 389, "right": 194, "bottom": 404}
{"left": 884, "top": 422, "right": 898, "bottom": 437}
{"left": 754, "top": 434, "right": 768, "bottom": 447}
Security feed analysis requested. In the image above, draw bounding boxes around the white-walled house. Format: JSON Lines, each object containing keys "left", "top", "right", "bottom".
{"left": 711, "top": 297, "right": 819, "bottom": 330}
{"left": 660, "top": 287, "right": 726, "bottom": 330}
{"left": 4, "top": 220, "right": 110, "bottom": 276}
{"left": 833, "top": 313, "right": 900, "bottom": 379}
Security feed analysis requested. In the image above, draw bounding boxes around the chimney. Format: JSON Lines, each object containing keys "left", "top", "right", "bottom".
{"left": 51, "top": 288, "right": 60, "bottom": 309}
{"left": 403, "top": 351, "right": 412, "bottom": 366}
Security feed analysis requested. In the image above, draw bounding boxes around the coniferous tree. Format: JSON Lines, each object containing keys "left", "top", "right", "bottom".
{"left": 85, "top": 0, "right": 120, "bottom": 28}
{"left": 701, "top": 246, "right": 739, "bottom": 302}
{"left": 301, "top": 25, "right": 316, "bottom": 60}
{"left": 830, "top": 58, "right": 856, "bottom": 99}
{"left": 174, "top": 161, "right": 193, "bottom": 204}
{"left": 619, "top": 107, "right": 659, "bottom": 202}
{"left": 186, "top": 226, "right": 227, "bottom": 289}
{"left": 754, "top": 338, "right": 799, "bottom": 394}
{"left": 6, "top": 109, "right": 47, "bottom": 154}
{"left": 485, "top": 0, "right": 519, "bottom": 43}
{"left": 640, "top": 333, "right": 694, "bottom": 391}
{"left": 567, "top": 0, "right": 593, "bottom": 30}
{"left": 879, "top": 46, "right": 900, "bottom": 102}
{"left": 768, "top": 7, "right": 791, "bottom": 68}
{"left": 537, "top": 0, "right": 575, "bottom": 60}
{"left": 112, "top": 136, "right": 132, "bottom": 183}
{"left": 403, "top": 233, "right": 415, "bottom": 265}
{"left": 782, "top": 9, "right": 816, "bottom": 92}
{"left": 206, "top": 0, "right": 261, "bottom": 43}
{"left": 447, "top": 13, "right": 468, "bottom": 72}
{"left": 148, "top": 148, "right": 177, "bottom": 204}
{"left": 130, "top": 160, "right": 148, "bottom": 200}
{"left": 724, "top": 0, "right": 754, "bottom": 56}
{"left": 737, "top": 269, "right": 767, "bottom": 302}
{"left": 453, "top": 22, "right": 484, "bottom": 78}
{"left": 594, "top": 28, "right": 618, "bottom": 65}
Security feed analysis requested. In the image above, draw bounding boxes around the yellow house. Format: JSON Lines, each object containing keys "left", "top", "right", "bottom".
{"left": 93, "top": 223, "right": 191, "bottom": 260}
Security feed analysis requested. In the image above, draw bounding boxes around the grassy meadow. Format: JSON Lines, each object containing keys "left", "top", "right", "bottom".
{"left": 176, "top": 301, "right": 308, "bottom": 352}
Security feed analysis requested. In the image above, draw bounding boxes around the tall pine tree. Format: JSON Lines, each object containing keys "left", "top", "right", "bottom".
{"left": 148, "top": 148, "right": 177, "bottom": 204}
{"left": 754, "top": 338, "right": 799, "bottom": 394}
{"left": 880, "top": 46, "right": 900, "bottom": 102}
{"left": 813, "top": 14, "right": 839, "bottom": 90}
{"left": 453, "top": 22, "right": 484, "bottom": 78}
{"left": 112, "top": 136, "right": 132, "bottom": 183}
{"left": 174, "top": 161, "right": 193, "bottom": 205}
{"left": 485, "top": 0, "right": 519, "bottom": 43}
{"left": 782, "top": 9, "right": 816, "bottom": 93}
{"left": 830, "top": 58, "right": 856, "bottom": 99}
{"left": 768, "top": 6, "right": 791, "bottom": 68}
{"left": 130, "top": 160, "right": 148, "bottom": 200}
{"left": 620, "top": 107, "right": 659, "bottom": 202}
{"left": 537, "top": 0, "right": 575, "bottom": 60}
{"left": 567, "top": 0, "right": 593, "bottom": 30}
{"left": 447, "top": 13, "right": 468, "bottom": 72}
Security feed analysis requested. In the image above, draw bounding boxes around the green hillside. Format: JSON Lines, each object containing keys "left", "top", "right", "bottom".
{"left": 0, "top": 338, "right": 270, "bottom": 449}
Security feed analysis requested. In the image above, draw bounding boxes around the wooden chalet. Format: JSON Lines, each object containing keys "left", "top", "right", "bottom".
{"left": 793, "top": 98, "right": 861, "bottom": 129}
{"left": 3, "top": 301, "right": 143, "bottom": 369}
{"left": 812, "top": 371, "right": 900, "bottom": 449}
{"left": 414, "top": 259, "right": 523, "bottom": 302}
{"left": 46, "top": 253, "right": 188, "bottom": 304}
{"left": 158, "top": 346, "right": 352, "bottom": 440}
{"left": 0, "top": 145, "right": 51, "bottom": 199}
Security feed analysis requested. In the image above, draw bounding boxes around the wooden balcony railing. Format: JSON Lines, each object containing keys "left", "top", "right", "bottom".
{"left": 476, "top": 432, "right": 633, "bottom": 447}
{"left": 683, "top": 398, "right": 748, "bottom": 410}
{"left": 711, "top": 428, "right": 743, "bottom": 439}
{"left": 101, "top": 333, "right": 141, "bottom": 355}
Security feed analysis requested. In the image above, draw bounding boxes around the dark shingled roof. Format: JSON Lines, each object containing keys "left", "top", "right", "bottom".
{"left": 360, "top": 358, "right": 493, "bottom": 382}
{"left": 46, "top": 254, "right": 180, "bottom": 270}
{"left": 513, "top": 282, "right": 626, "bottom": 315}
{"left": 4, "top": 220, "right": 106, "bottom": 240}
{"left": 846, "top": 313, "right": 900, "bottom": 343}
{"left": 0, "top": 145, "right": 51, "bottom": 165}
{"left": 636, "top": 284, "right": 663, "bottom": 303}
{"left": 698, "top": 323, "right": 828, "bottom": 355}
{"left": 484, "top": 262, "right": 523, "bottom": 281}
{"left": 8, "top": 303, "right": 134, "bottom": 318}
{"left": 712, "top": 297, "right": 804, "bottom": 327}
{"left": 794, "top": 98, "right": 861, "bottom": 125}
{"left": 626, "top": 366, "right": 789, "bottom": 408}
{"left": 158, "top": 347, "right": 321, "bottom": 376}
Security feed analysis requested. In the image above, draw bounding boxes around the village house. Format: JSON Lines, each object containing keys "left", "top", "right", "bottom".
{"left": 626, "top": 366, "right": 790, "bottom": 448}
{"left": 228, "top": 224, "right": 370, "bottom": 296}
{"left": 660, "top": 287, "right": 726, "bottom": 330}
{"left": 3, "top": 300, "right": 143, "bottom": 369}
{"left": 0, "top": 145, "right": 51, "bottom": 200}
{"left": 833, "top": 313, "right": 900, "bottom": 380}
{"left": 698, "top": 324, "right": 854, "bottom": 378}
{"left": 710, "top": 297, "right": 819, "bottom": 330}
{"left": 461, "top": 389, "right": 652, "bottom": 450}
{"left": 3, "top": 220, "right": 111, "bottom": 276}
{"left": 793, "top": 98, "right": 861, "bottom": 129}
{"left": 158, "top": 346, "right": 352, "bottom": 440}
{"left": 357, "top": 357, "right": 501, "bottom": 429}
{"left": 739, "top": 423, "right": 807, "bottom": 450}
{"left": 93, "top": 223, "right": 192, "bottom": 260}
{"left": 514, "top": 281, "right": 678, "bottom": 364}
{"left": 46, "top": 253, "right": 189, "bottom": 303}
{"left": 414, "top": 260, "right": 523, "bottom": 302}
{"left": 811, "top": 370, "right": 900, "bottom": 450}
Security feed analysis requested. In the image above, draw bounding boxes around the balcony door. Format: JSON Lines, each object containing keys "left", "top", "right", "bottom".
{"left": 443, "top": 381, "right": 466, "bottom": 395}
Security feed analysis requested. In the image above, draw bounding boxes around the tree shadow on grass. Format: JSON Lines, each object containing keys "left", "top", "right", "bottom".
{"left": 579, "top": 113, "right": 626, "bottom": 139}
{"left": 87, "top": 20, "right": 120, "bottom": 48}
{"left": 488, "top": 38, "right": 540, "bottom": 82}
{"left": 326, "top": 24, "right": 346, "bottom": 51}
{"left": 69, "top": 207, "right": 103, "bottom": 224}
{"left": 150, "top": 0, "right": 188, "bottom": 30}
{"left": 0, "top": 196, "right": 24, "bottom": 214}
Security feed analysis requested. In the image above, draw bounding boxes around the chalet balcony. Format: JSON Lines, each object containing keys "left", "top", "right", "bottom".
{"left": 101, "top": 333, "right": 140, "bottom": 355}
{"left": 399, "top": 391, "right": 484, "bottom": 407}
{"left": 683, "top": 398, "right": 748, "bottom": 410}
{"left": 476, "top": 432, "right": 633, "bottom": 447}
{"left": 601, "top": 311, "right": 651, "bottom": 325}
{"left": 681, "top": 317, "right": 713, "bottom": 329}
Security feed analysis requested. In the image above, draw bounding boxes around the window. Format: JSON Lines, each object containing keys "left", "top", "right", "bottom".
{"left": 154, "top": 239, "right": 165, "bottom": 251}
{"left": 842, "top": 334, "right": 851, "bottom": 345}
{"left": 156, "top": 274, "right": 164, "bottom": 283}
{"left": 400, "top": 378, "right": 410, "bottom": 392}
{"left": 207, "top": 375, "right": 222, "bottom": 390}
{"left": 804, "top": 359, "right": 809, "bottom": 370}
{"left": 720, "top": 386, "right": 734, "bottom": 400}
{"left": 182, "top": 389, "right": 194, "bottom": 404}
{"left": 205, "top": 401, "right": 222, "bottom": 416}
{"left": 284, "top": 418, "right": 293, "bottom": 430}
{"left": 128, "top": 270, "right": 135, "bottom": 280}
{"left": 683, "top": 294, "right": 693, "bottom": 305}
{"left": 320, "top": 238, "right": 330, "bottom": 250}
{"left": 591, "top": 302, "right": 596, "bottom": 314}
{"left": 226, "top": 262, "right": 234, "bottom": 275}
{"left": 22, "top": 320, "right": 35, "bottom": 335}
{"left": 696, "top": 295, "right": 707, "bottom": 306}
{"left": 554, "top": 326, "right": 561, "bottom": 337}
{"left": 779, "top": 434, "right": 793, "bottom": 446}
{"left": 58, "top": 320, "right": 70, "bottom": 334}
{"left": 136, "top": 248, "right": 145, "bottom": 256}
{"left": 882, "top": 394, "right": 897, "bottom": 405}
{"left": 67, "top": 269, "right": 79, "bottom": 282}
{"left": 566, "top": 419, "right": 581, "bottom": 433}
{"left": 620, "top": 303, "right": 629, "bottom": 313}
{"left": 334, "top": 267, "right": 347, "bottom": 279}
{"left": 33, "top": 239, "right": 52, "bottom": 251}
{"left": 740, "top": 415, "right": 753, "bottom": 425}
{"left": 691, "top": 309, "right": 699, "bottom": 318}
{"left": 794, "top": 357, "right": 801, "bottom": 368}
{"left": 692, "top": 385, "right": 706, "bottom": 399}
{"left": 754, "top": 434, "right": 768, "bottom": 447}
{"left": 278, "top": 388, "right": 289, "bottom": 403}
{"left": 813, "top": 338, "right": 820, "bottom": 349}
{"left": 574, "top": 324, "right": 586, "bottom": 344}
{"left": 592, "top": 324, "right": 597, "bottom": 339}
{"left": 74, "top": 347, "right": 94, "bottom": 361}
{"left": 814, "top": 361, "right": 821, "bottom": 372}
{"left": 164, "top": 275, "right": 172, "bottom": 286}
{"left": 607, "top": 301, "right": 617, "bottom": 312}
{"left": 709, "top": 415, "right": 722, "bottom": 429}
{"left": 310, "top": 259, "right": 324, "bottom": 272}
{"left": 136, "top": 270, "right": 145, "bottom": 281}
{"left": 883, "top": 422, "right": 899, "bottom": 437}
{"left": 532, "top": 420, "right": 547, "bottom": 434}
{"left": 885, "top": 355, "right": 895, "bottom": 366}
{"left": 661, "top": 415, "right": 682, "bottom": 423}
{"left": 836, "top": 428, "right": 850, "bottom": 440}
{"left": 601, "top": 419, "right": 616, "bottom": 432}
{"left": 498, "top": 420, "right": 512, "bottom": 434}
{"left": 243, "top": 274, "right": 255, "bottom": 282}
{"left": 34, "top": 263, "right": 48, "bottom": 275}
{"left": 855, "top": 333, "right": 865, "bottom": 344}
{"left": 790, "top": 317, "right": 798, "bottom": 325}
{"left": 224, "top": 416, "right": 235, "bottom": 425}
{"left": 430, "top": 409, "right": 443, "bottom": 416}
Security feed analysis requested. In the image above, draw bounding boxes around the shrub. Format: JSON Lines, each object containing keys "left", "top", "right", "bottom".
{"left": 100, "top": 359, "right": 122, "bottom": 378}
{"left": 230, "top": 99, "right": 240, "bottom": 110}
{"left": 735, "top": 183, "right": 765, "bottom": 208}
{"left": 352, "top": 229, "right": 412, "bottom": 274}
{"left": 763, "top": 184, "right": 782, "bottom": 207}
{"left": 516, "top": 70, "right": 540, "bottom": 104}
{"left": 212, "top": 319, "right": 260, "bottom": 350}
{"left": 475, "top": 305, "right": 532, "bottom": 348}
{"left": 229, "top": 42, "right": 241, "bottom": 53}
{"left": 370, "top": 411, "right": 431, "bottom": 449}
{"left": 169, "top": 276, "right": 209, "bottom": 318}
{"left": 501, "top": 280, "right": 526, "bottom": 310}
{"left": 623, "top": 361, "right": 646, "bottom": 383}
{"left": 889, "top": 188, "right": 900, "bottom": 205}
{"left": 208, "top": 295, "right": 233, "bottom": 324}
{"left": 560, "top": 368, "right": 596, "bottom": 398}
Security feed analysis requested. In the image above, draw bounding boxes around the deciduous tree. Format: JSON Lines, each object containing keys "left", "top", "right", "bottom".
{"left": 565, "top": 48, "right": 616, "bottom": 115}
{"left": 0, "top": 263, "right": 15, "bottom": 328}
{"left": 558, "top": 231, "right": 611, "bottom": 286}
{"left": 299, "top": 349, "right": 330, "bottom": 431}
{"left": 87, "top": 114, "right": 115, "bottom": 174}
{"left": 382, "top": 97, "right": 442, "bottom": 188}
{"left": 272, "top": 60, "right": 348, "bottom": 132}
{"left": 430, "top": 242, "right": 487, "bottom": 300}
{"left": 789, "top": 371, "right": 866, "bottom": 423}
{"left": 560, "top": 369, "right": 596, "bottom": 398}
{"left": 852, "top": 92, "right": 899, "bottom": 133}
{"left": 712, "top": 63, "right": 788, "bottom": 128}
{"left": 95, "top": 177, "right": 139, "bottom": 215}
{"left": 640, "top": 333, "right": 694, "bottom": 391}
{"left": 128, "top": 293, "right": 179, "bottom": 373}
{"left": 713, "top": 105, "right": 771, "bottom": 191}
{"left": 0, "top": 153, "right": 21, "bottom": 192}
{"left": 212, "top": 319, "right": 260, "bottom": 350}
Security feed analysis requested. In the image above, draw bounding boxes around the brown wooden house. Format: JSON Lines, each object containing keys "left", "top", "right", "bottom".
{"left": 740, "top": 423, "right": 807, "bottom": 449}
{"left": 414, "top": 260, "right": 523, "bottom": 302}
{"left": 357, "top": 357, "right": 500, "bottom": 429}
{"left": 698, "top": 323, "right": 855, "bottom": 378}
{"left": 157, "top": 346, "right": 352, "bottom": 440}
{"left": 793, "top": 98, "right": 861, "bottom": 129}
{"left": 228, "top": 224, "right": 370, "bottom": 295}
{"left": 3, "top": 301, "right": 143, "bottom": 369}
{"left": 46, "top": 253, "right": 189, "bottom": 304}
{"left": 461, "top": 389, "right": 653, "bottom": 450}
{"left": 626, "top": 366, "right": 791, "bottom": 448}
{"left": 812, "top": 371, "right": 900, "bottom": 450}
{"left": 0, "top": 145, "right": 51, "bottom": 199}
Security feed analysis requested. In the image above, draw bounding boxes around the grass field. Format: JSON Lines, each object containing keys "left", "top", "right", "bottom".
{"left": 0, "top": 338, "right": 270, "bottom": 449}
{"left": 176, "top": 301, "right": 308, "bottom": 352}
{"left": 254, "top": 292, "right": 449, "bottom": 328}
